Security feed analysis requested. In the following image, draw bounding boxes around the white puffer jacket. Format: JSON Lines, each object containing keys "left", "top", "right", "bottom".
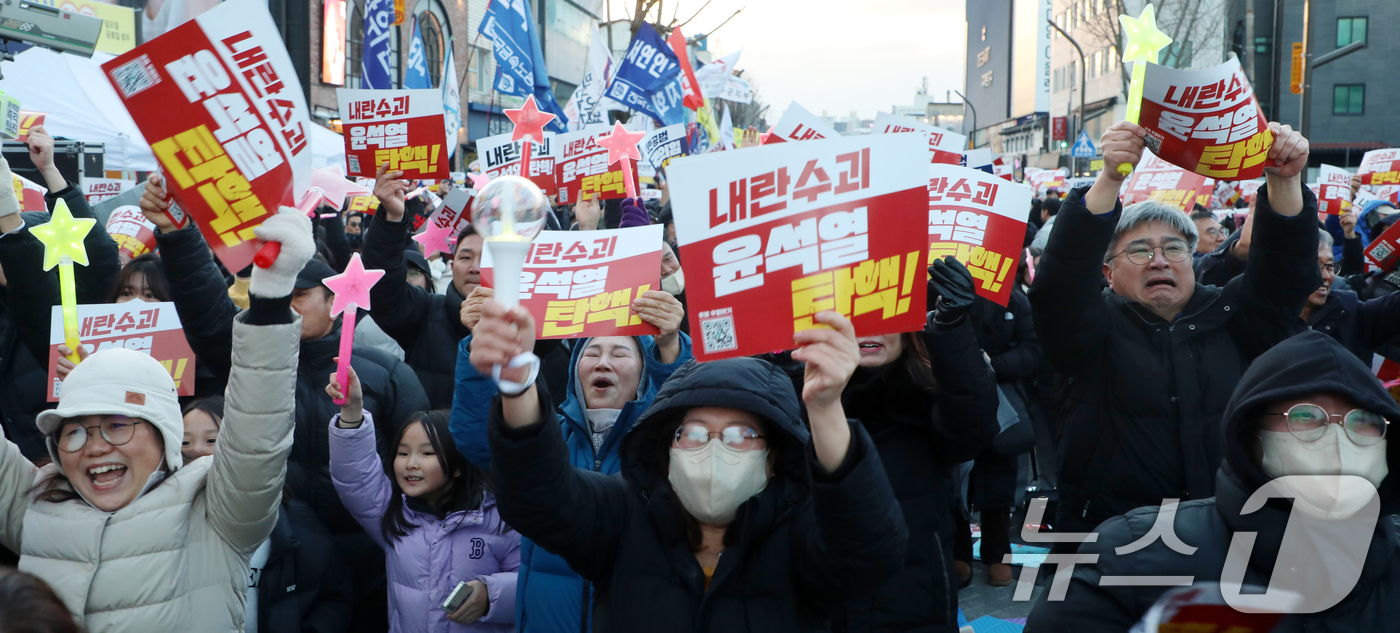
{"left": 0, "top": 313, "right": 300, "bottom": 632}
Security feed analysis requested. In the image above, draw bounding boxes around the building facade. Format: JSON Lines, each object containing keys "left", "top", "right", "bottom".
{"left": 964, "top": 0, "right": 1053, "bottom": 176}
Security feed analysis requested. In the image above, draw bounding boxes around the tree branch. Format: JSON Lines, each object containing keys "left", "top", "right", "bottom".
{"left": 702, "top": 7, "right": 743, "bottom": 39}
{"left": 674, "top": 0, "right": 714, "bottom": 30}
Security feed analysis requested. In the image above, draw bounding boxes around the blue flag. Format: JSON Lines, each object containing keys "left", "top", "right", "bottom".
{"left": 404, "top": 18, "right": 432, "bottom": 89}
{"left": 477, "top": 0, "right": 567, "bottom": 132}
{"left": 606, "top": 24, "right": 686, "bottom": 125}
{"left": 362, "top": 0, "right": 394, "bottom": 89}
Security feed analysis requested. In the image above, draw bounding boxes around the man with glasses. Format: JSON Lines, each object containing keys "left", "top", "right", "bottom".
{"left": 1028, "top": 119, "right": 1321, "bottom": 544}
{"left": 1301, "top": 229, "right": 1400, "bottom": 363}
{"left": 1190, "top": 207, "right": 1226, "bottom": 256}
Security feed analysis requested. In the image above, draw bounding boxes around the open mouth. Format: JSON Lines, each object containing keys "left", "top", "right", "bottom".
{"left": 87, "top": 463, "right": 128, "bottom": 490}
{"left": 858, "top": 341, "right": 884, "bottom": 354}
{"left": 402, "top": 475, "right": 424, "bottom": 486}
{"left": 1145, "top": 278, "right": 1177, "bottom": 289}
{"left": 591, "top": 376, "right": 614, "bottom": 390}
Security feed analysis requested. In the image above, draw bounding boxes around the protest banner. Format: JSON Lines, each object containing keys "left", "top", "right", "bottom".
{"left": 766, "top": 102, "right": 840, "bottom": 144}
{"left": 605, "top": 23, "right": 685, "bottom": 125}
{"left": 1120, "top": 150, "right": 1215, "bottom": 212}
{"left": 1357, "top": 148, "right": 1400, "bottom": 186}
{"left": 1026, "top": 168, "right": 1066, "bottom": 196}
{"left": 12, "top": 173, "right": 47, "bottom": 212}
{"left": 102, "top": 0, "right": 312, "bottom": 273}
{"left": 962, "top": 148, "right": 994, "bottom": 173}
{"left": 927, "top": 164, "right": 1032, "bottom": 306}
{"left": 411, "top": 187, "right": 472, "bottom": 257}
{"left": 1138, "top": 57, "right": 1273, "bottom": 181}
{"left": 641, "top": 123, "right": 691, "bottom": 171}
{"left": 15, "top": 111, "right": 45, "bottom": 143}
{"left": 47, "top": 301, "right": 196, "bottom": 401}
{"left": 480, "top": 225, "right": 663, "bottom": 339}
{"left": 1365, "top": 219, "right": 1400, "bottom": 274}
{"left": 668, "top": 133, "right": 929, "bottom": 361}
{"left": 871, "top": 112, "right": 966, "bottom": 165}
{"left": 1317, "top": 164, "right": 1353, "bottom": 215}
{"left": 337, "top": 88, "right": 447, "bottom": 180}
{"left": 105, "top": 204, "right": 158, "bottom": 260}
{"left": 554, "top": 125, "right": 638, "bottom": 203}
{"left": 83, "top": 178, "right": 133, "bottom": 204}
{"left": 476, "top": 131, "right": 557, "bottom": 195}
{"left": 992, "top": 156, "right": 1012, "bottom": 181}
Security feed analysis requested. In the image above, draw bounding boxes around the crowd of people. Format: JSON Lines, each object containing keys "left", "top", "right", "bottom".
{"left": 0, "top": 115, "right": 1397, "bottom": 633}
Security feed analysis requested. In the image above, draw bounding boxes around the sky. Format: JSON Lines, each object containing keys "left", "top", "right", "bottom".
{"left": 658, "top": 0, "right": 969, "bottom": 124}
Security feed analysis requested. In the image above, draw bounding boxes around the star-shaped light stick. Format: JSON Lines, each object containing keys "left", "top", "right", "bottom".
{"left": 505, "top": 95, "right": 556, "bottom": 184}
{"left": 1117, "top": 4, "right": 1172, "bottom": 177}
{"left": 321, "top": 252, "right": 386, "bottom": 405}
{"left": 30, "top": 198, "right": 96, "bottom": 364}
{"left": 595, "top": 122, "right": 646, "bottom": 198}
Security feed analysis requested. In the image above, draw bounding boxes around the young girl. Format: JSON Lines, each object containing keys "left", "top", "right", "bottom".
{"left": 328, "top": 366, "right": 519, "bottom": 632}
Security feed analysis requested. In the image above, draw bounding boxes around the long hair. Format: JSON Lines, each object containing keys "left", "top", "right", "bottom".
{"left": 895, "top": 331, "right": 938, "bottom": 391}
{"left": 381, "top": 410, "right": 492, "bottom": 545}
{"left": 104, "top": 254, "right": 173, "bottom": 304}
{"left": 0, "top": 568, "right": 80, "bottom": 633}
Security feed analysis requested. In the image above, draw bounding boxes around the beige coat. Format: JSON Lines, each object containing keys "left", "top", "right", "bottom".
{"left": 0, "top": 314, "right": 300, "bottom": 632}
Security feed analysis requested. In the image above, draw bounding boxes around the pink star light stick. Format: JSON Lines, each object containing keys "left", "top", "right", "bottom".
{"left": 321, "top": 253, "right": 386, "bottom": 405}
{"left": 505, "top": 95, "right": 556, "bottom": 183}
{"left": 595, "top": 122, "right": 646, "bottom": 198}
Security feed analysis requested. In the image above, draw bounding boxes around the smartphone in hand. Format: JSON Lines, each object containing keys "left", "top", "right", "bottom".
{"left": 442, "top": 581, "right": 473, "bottom": 613}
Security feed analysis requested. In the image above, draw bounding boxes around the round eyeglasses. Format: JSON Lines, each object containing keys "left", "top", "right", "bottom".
{"left": 56, "top": 417, "right": 147, "bottom": 453}
{"left": 673, "top": 424, "right": 766, "bottom": 451}
{"left": 1262, "top": 403, "right": 1388, "bottom": 446}
{"left": 1115, "top": 243, "right": 1192, "bottom": 265}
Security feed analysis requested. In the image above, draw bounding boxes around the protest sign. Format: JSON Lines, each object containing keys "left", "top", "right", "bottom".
{"left": 337, "top": 88, "right": 447, "bottom": 179}
{"left": 993, "top": 156, "right": 1012, "bottom": 181}
{"left": 640, "top": 123, "right": 690, "bottom": 171}
{"left": 871, "top": 112, "right": 966, "bottom": 165}
{"left": 83, "top": 178, "right": 134, "bottom": 205}
{"left": 12, "top": 173, "right": 46, "bottom": 212}
{"left": 605, "top": 24, "right": 685, "bottom": 125}
{"left": 105, "top": 205, "right": 158, "bottom": 260}
{"left": 1357, "top": 148, "right": 1400, "bottom": 186}
{"left": 15, "top": 111, "right": 45, "bottom": 143}
{"left": 476, "top": 131, "right": 557, "bottom": 195}
{"left": 43, "top": 0, "right": 136, "bottom": 54}
{"left": 962, "top": 148, "right": 994, "bottom": 173}
{"left": 47, "top": 302, "right": 196, "bottom": 401}
{"left": 411, "top": 187, "right": 472, "bottom": 257}
{"left": 1365, "top": 219, "right": 1400, "bottom": 274}
{"left": 668, "top": 133, "right": 929, "bottom": 361}
{"left": 555, "top": 125, "right": 638, "bottom": 203}
{"left": 1121, "top": 151, "right": 1215, "bottom": 212}
{"left": 1026, "top": 168, "right": 1066, "bottom": 196}
{"left": 1317, "top": 164, "right": 1353, "bottom": 215}
{"left": 480, "top": 225, "right": 663, "bottom": 339}
{"left": 102, "top": 0, "right": 312, "bottom": 273}
{"left": 1138, "top": 57, "right": 1273, "bottom": 181}
{"left": 927, "top": 164, "right": 1032, "bottom": 306}
{"left": 766, "top": 102, "right": 840, "bottom": 144}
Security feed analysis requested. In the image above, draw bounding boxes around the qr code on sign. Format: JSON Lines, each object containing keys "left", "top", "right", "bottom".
{"left": 1145, "top": 134, "right": 1162, "bottom": 154}
{"left": 700, "top": 316, "right": 737, "bottom": 354}
{"left": 1372, "top": 241, "right": 1395, "bottom": 261}
{"left": 110, "top": 55, "right": 161, "bottom": 98}
{"left": 347, "top": 155, "right": 361, "bottom": 173}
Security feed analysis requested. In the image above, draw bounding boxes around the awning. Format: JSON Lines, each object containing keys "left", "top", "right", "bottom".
{"left": 999, "top": 117, "right": 1046, "bottom": 136}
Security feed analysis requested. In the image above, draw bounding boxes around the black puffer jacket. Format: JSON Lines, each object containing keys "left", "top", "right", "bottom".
{"left": 488, "top": 358, "right": 909, "bottom": 632}
{"left": 257, "top": 500, "right": 355, "bottom": 633}
{"left": 1029, "top": 184, "right": 1320, "bottom": 531}
{"left": 0, "top": 301, "right": 48, "bottom": 461}
{"left": 832, "top": 319, "right": 1000, "bottom": 633}
{"left": 1027, "top": 331, "right": 1400, "bottom": 632}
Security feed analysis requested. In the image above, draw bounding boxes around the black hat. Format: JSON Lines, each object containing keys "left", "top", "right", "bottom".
{"left": 295, "top": 258, "right": 338, "bottom": 289}
{"left": 404, "top": 249, "right": 431, "bottom": 275}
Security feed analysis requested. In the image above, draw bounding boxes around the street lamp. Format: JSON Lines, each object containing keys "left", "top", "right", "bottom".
{"left": 1048, "top": 19, "right": 1086, "bottom": 176}
{"left": 955, "top": 90, "right": 976, "bottom": 149}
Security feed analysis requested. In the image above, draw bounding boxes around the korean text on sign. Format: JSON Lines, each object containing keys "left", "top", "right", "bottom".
{"left": 927, "top": 164, "right": 1033, "bottom": 307}
{"left": 668, "top": 133, "right": 930, "bottom": 361}
{"left": 336, "top": 88, "right": 447, "bottom": 179}
{"left": 46, "top": 302, "right": 197, "bottom": 400}
{"left": 1139, "top": 57, "right": 1274, "bottom": 181}
{"left": 477, "top": 131, "right": 558, "bottom": 196}
{"left": 555, "top": 125, "right": 638, "bottom": 203}
{"left": 1317, "top": 164, "right": 1353, "bottom": 215}
{"left": 1357, "top": 149, "right": 1400, "bottom": 186}
{"left": 479, "top": 225, "right": 664, "bottom": 339}
{"left": 765, "top": 101, "right": 840, "bottom": 144}
{"left": 871, "top": 111, "right": 966, "bottom": 165}
{"left": 101, "top": 0, "right": 311, "bottom": 273}
{"left": 1120, "top": 150, "right": 1215, "bottom": 213}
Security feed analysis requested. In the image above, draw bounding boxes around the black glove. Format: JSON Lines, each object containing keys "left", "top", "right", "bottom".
{"left": 928, "top": 257, "right": 976, "bottom": 327}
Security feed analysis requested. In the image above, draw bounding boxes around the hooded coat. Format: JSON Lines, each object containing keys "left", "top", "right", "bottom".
{"left": 449, "top": 333, "right": 691, "bottom": 633}
{"left": 1304, "top": 287, "right": 1400, "bottom": 364}
{"left": 1026, "top": 331, "right": 1400, "bottom": 631}
{"left": 486, "top": 357, "right": 909, "bottom": 632}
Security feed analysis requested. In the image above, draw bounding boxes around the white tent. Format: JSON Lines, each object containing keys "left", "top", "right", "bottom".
{"left": 0, "top": 48, "right": 157, "bottom": 172}
{"left": 310, "top": 123, "right": 346, "bottom": 171}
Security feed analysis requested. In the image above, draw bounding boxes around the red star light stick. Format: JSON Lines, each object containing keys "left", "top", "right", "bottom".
{"left": 505, "top": 95, "right": 556, "bottom": 184}
{"left": 595, "top": 122, "right": 646, "bottom": 198}
{"left": 321, "top": 252, "right": 386, "bottom": 405}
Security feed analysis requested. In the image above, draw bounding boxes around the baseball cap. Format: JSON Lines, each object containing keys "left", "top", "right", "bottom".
{"left": 404, "top": 249, "right": 431, "bottom": 275}
{"left": 295, "top": 259, "right": 338, "bottom": 289}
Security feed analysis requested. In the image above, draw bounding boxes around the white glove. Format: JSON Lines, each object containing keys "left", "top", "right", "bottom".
{"left": 249, "top": 207, "right": 316, "bottom": 298}
{"left": 0, "top": 156, "right": 19, "bottom": 218}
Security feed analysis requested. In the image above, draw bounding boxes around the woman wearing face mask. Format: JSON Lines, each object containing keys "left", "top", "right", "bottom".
{"left": 0, "top": 209, "right": 313, "bottom": 630}
{"left": 1027, "top": 331, "right": 1400, "bottom": 631}
{"left": 472, "top": 300, "right": 908, "bottom": 632}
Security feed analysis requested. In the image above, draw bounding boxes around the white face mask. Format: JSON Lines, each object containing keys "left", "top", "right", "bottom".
{"left": 661, "top": 268, "right": 685, "bottom": 296}
{"left": 1259, "top": 425, "right": 1388, "bottom": 519}
{"left": 669, "top": 439, "right": 768, "bottom": 525}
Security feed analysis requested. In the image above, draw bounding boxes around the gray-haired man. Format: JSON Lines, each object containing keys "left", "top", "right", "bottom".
{"left": 1028, "top": 120, "right": 1321, "bottom": 541}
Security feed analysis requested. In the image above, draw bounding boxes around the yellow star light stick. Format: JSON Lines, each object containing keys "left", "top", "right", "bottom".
{"left": 30, "top": 198, "right": 96, "bottom": 364}
{"left": 1117, "top": 4, "right": 1173, "bottom": 177}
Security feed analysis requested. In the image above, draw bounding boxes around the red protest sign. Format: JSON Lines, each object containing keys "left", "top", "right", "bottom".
{"left": 555, "top": 125, "right": 637, "bottom": 204}
{"left": 1357, "top": 148, "right": 1400, "bottom": 186}
{"left": 411, "top": 187, "right": 472, "bottom": 258}
{"left": 1318, "top": 164, "right": 1353, "bottom": 215}
{"left": 1025, "top": 168, "right": 1066, "bottom": 196}
{"left": 47, "top": 302, "right": 196, "bottom": 401}
{"left": 106, "top": 205, "right": 159, "bottom": 260}
{"left": 480, "top": 226, "right": 664, "bottom": 339}
{"left": 1139, "top": 57, "right": 1274, "bottom": 181}
{"left": 1121, "top": 151, "right": 1215, "bottom": 212}
{"left": 928, "top": 164, "right": 1032, "bottom": 307}
{"left": 1365, "top": 219, "right": 1400, "bottom": 273}
{"left": 84, "top": 178, "right": 133, "bottom": 205}
{"left": 669, "top": 133, "right": 929, "bottom": 361}
{"left": 477, "top": 131, "right": 557, "bottom": 196}
{"left": 872, "top": 112, "right": 966, "bottom": 165}
{"left": 102, "top": 0, "right": 312, "bottom": 273}
{"left": 16, "top": 111, "right": 45, "bottom": 144}
{"left": 767, "top": 102, "right": 840, "bottom": 144}
{"left": 337, "top": 88, "right": 448, "bottom": 180}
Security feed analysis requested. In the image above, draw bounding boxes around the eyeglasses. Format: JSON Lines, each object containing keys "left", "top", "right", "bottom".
{"left": 1320, "top": 262, "right": 1341, "bottom": 275}
{"left": 1203, "top": 228, "right": 1226, "bottom": 238}
{"left": 1262, "top": 403, "right": 1388, "bottom": 446}
{"left": 1115, "top": 243, "right": 1192, "bottom": 265}
{"left": 673, "top": 424, "right": 766, "bottom": 451}
{"left": 56, "top": 417, "right": 147, "bottom": 453}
